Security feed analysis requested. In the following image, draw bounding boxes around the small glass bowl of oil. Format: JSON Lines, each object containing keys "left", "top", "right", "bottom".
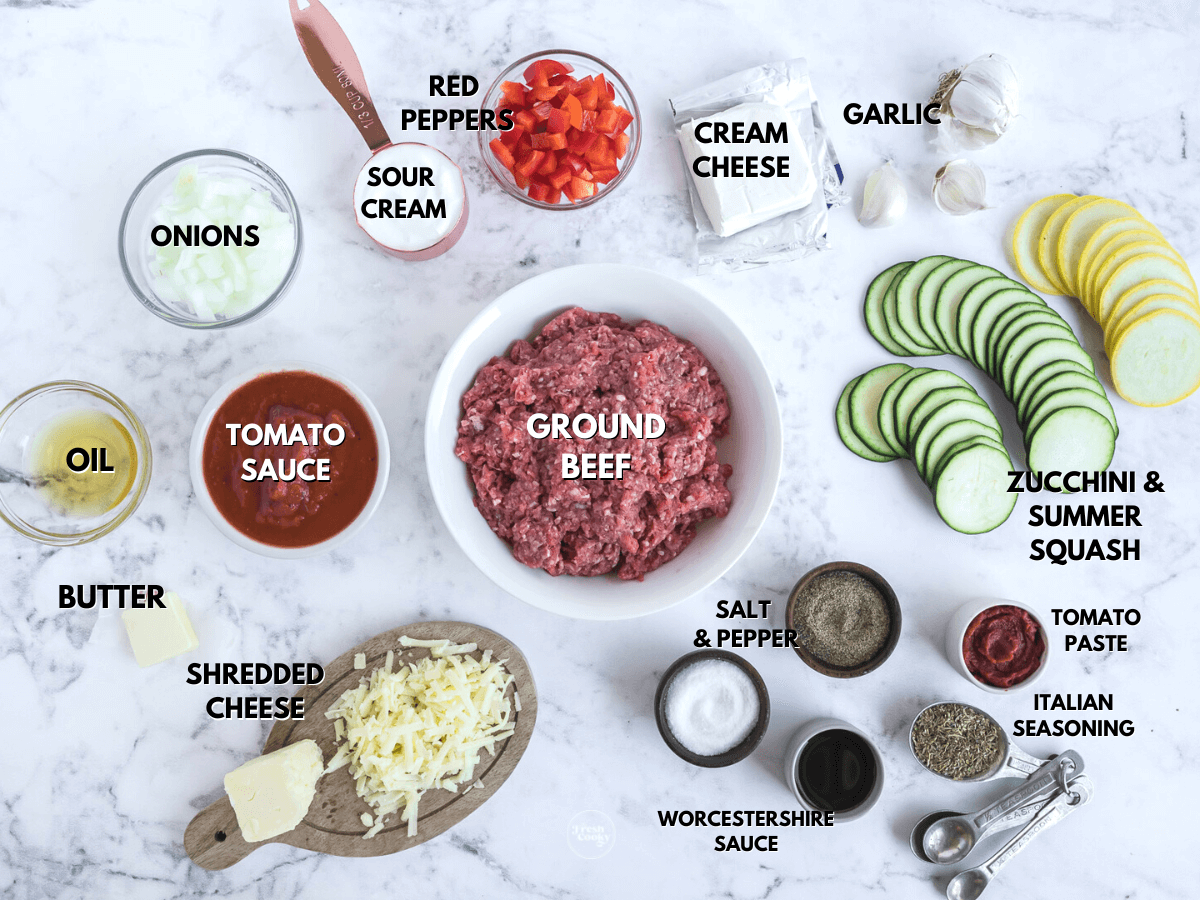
{"left": 0, "top": 382, "right": 152, "bottom": 544}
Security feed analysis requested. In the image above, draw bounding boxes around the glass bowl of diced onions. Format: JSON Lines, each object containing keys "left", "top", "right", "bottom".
{"left": 118, "top": 149, "right": 303, "bottom": 328}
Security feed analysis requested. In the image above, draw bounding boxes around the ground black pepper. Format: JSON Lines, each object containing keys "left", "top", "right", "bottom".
{"left": 791, "top": 571, "right": 891, "bottom": 668}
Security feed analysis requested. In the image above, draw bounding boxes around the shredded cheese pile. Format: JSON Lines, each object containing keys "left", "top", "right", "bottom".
{"left": 325, "top": 635, "right": 516, "bottom": 839}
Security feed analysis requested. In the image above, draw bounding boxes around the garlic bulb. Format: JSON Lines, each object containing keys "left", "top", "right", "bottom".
{"left": 859, "top": 161, "right": 907, "bottom": 228}
{"left": 933, "top": 54, "right": 1019, "bottom": 151}
{"left": 932, "top": 160, "right": 988, "bottom": 216}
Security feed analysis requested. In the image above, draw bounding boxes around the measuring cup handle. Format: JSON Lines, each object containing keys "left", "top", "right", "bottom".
{"left": 1001, "top": 743, "right": 1048, "bottom": 777}
{"left": 290, "top": 0, "right": 392, "bottom": 151}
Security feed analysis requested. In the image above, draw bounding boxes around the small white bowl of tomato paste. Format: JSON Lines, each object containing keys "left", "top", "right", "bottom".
{"left": 189, "top": 362, "right": 390, "bottom": 558}
{"left": 946, "top": 597, "right": 1051, "bottom": 693}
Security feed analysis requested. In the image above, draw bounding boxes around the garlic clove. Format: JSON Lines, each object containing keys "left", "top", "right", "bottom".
{"left": 932, "top": 159, "right": 988, "bottom": 216}
{"left": 859, "top": 161, "right": 908, "bottom": 228}
{"left": 936, "top": 117, "right": 1001, "bottom": 153}
{"left": 948, "top": 79, "right": 1007, "bottom": 133}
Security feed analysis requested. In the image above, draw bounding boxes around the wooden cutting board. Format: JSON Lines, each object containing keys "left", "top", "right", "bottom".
{"left": 184, "top": 620, "right": 537, "bottom": 869}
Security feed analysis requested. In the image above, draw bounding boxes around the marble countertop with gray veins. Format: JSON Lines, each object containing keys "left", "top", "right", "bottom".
{"left": 1, "top": 0, "right": 1197, "bottom": 898}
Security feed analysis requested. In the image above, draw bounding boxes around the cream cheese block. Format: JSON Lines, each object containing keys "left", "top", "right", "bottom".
{"left": 678, "top": 102, "right": 816, "bottom": 237}
{"left": 224, "top": 739, "right": 325, "bottom": 842}
{"left": 121, "top": 590, "right": 199, "bottom": 668}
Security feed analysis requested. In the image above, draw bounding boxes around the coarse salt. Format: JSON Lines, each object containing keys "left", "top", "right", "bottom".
{"left": 665, "top": 658, "right": 759, "bottom": 756}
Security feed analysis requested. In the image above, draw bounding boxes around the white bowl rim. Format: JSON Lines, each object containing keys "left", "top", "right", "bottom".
{"left": 947, "top": 596, "right": 1052, "bottom": 694}
{"left": 424, "top": 263, "right": 783, "bottom": 620}
{"left": 188, "top": 361, "right": 391, "bottom": 559}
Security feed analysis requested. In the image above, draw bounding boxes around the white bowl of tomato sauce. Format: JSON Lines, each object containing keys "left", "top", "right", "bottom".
{"left": 425, "top": 264, "right": 783, "bottom": 620}
{"left": 189, "top": 362, "right": 390, "bottom": 558}
{"left": 946, "top": 597, "right": 1051, "bottom": 694}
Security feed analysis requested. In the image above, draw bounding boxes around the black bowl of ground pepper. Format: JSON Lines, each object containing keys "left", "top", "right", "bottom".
{"left": 785, "top": 561, "right": 902, "bottom": 678}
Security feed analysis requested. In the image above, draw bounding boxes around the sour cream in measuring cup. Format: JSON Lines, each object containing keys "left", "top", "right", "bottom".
{"left": 353, "top": 143, "right": 468, "bottom": 260}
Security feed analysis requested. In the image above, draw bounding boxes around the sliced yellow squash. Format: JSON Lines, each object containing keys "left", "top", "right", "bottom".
{"left": 1037, "top": 196, "right": 1097, "bottom": 295}
{"left": 1095, "top": 251, "right": 1197, "bottom": 324}
{"left": 1009, "top": 194, "right": 1075, "bottom": 294}
{"left": 1110, "top": 308, "right": 1200, "bottom": 406}
{"left": 1055, "top": 198, "right": 1145, "bottom": 299}
{"left": 1106, "top": 294, "right": 1200, "bottom": 356}
{"left": 1102, "top": 278, "right": 1199, "bottom": 341}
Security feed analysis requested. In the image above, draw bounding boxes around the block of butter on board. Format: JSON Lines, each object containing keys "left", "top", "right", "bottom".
{"left": 677, "top": 102, "right": 816, "bottom": 237}
{"left": 224, "top": 739, "right": 325, "bottom": 842}
{"left": 121, "top": 590, "right": 199, "bottom": 667}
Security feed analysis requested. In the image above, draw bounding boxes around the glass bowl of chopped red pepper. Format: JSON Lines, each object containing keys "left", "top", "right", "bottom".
{"left": 479, "top": 50, "right": 641, "bottom": 208}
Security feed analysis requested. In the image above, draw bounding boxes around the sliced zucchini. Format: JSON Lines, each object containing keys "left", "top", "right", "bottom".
{"left": 934, "top": 263, "right": 1004, "bottom": 356}
{"left": 1026, "top": 407, "right": 1116, "bottom": 474}
{"left": 916, "top": 258, "right": 975, "bottom": 351}
{"left": 976, "top": 299, "right": 1049, "bottom": 373}
{"left": 863, "top": 262, "right": 914, "bottom": 357}
{"left": 878, "top": 367, "right": 933, "bottom": 457}
{"left": 1008, "top": 338, "right": 1097, "bottom": 410}
{"left": 1025, "top": 387, "right": 1118, "bottom": 439}
{"left": 996, "top": 321, "right": 1079, "bottom": 390}
{"left": 849, "top": 363, "right": 914, "bottom": 457}
{"left": 836, "top": 375, "right": 897, "bottom": 462}
{"left": 955, "top": 281, "right": 1030, "bottom": 367}
{"left": 933, "top": 442, "right": 1019, "bottom": 534}
{"left": 906, "top": 390, "right": 987, "bottom": 453}
{"left": 891, "top": 370, "right": 974, "bottom": 448}
{"left": 915, "top": 413, "right": 1003, "bottom": 484}
{"left": 1017, "top": 364, "right": 1104, "bottom": 425}
{"left": 1013, "top": 358, "right": 1096, "bottom": 419}
{"left": 930, "top": 434, "right": 1009, "bottom": 487}
{"left": 893, "top": 256, "right": 954, "bottom": 351}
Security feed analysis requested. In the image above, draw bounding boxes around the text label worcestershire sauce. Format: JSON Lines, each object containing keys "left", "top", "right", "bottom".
{"left": 202, "top": 371, "right": 378, "bottom": 547}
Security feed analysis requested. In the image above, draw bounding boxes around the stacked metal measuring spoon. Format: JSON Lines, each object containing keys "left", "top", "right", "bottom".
{"left": 908, "top": 703, "right": 1094, "bottom": 899}
{"left": 910, "top": 751, "right": 1093, "bottom": 899}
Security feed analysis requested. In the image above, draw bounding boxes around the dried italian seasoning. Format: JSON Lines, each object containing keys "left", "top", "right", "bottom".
{"left": 911, "top": 702, "right": 1004, "bottom": 780}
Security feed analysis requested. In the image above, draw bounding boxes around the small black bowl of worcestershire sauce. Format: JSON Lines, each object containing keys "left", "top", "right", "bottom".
{"left": 783, "top": 717, "right": 884, "bottom": 823}
{"left": 189, "top": 363, "right": 390, "bottom": 557}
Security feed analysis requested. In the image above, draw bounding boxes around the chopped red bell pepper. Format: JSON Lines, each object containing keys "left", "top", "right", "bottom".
{"left": 546, "top": 107, "right": 570, "bottom": 134}
{"left": 513, "top": 109, "right": 538, "bottom": 133}
{"left": 490, "top": 57, "right": 635, "bottom": 204}
{"left": 531, "top": 132, "right": 568, "bottom": 151}
{"left": 566, "top": 128, "right": 598, "bottom": 154}
{"left": 524, "top": 59, "right": 573, "bottom": 85}
{"left": 562, "top": 94, "right": 583, "bottom": 130}
{"left": 614, "top": 132, "right": 630, "bottom": 159}
{"left": 567, "top": 176, "right": 597, "bottom": 200}
{"left": 515, "top": 149, "right": 545, "bottom": 178}
{"left": 547, "top": 165, "right": 574, "bottom": 190}
{"left": 489, "top": 138, "right": 516, "bottom": 170}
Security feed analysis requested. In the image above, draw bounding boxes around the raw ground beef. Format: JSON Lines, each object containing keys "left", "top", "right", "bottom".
{"left": 455, "top": 307, "right": 733, "bottom": 580}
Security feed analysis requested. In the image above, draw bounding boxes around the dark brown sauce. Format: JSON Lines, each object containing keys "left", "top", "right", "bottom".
{"left": 797, "top": 729, "right": 877, "bottom": 812}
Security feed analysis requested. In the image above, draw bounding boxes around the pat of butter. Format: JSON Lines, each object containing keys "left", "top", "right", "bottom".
{"left": 121, "top": 590, "right": 199, "bottom": 667}
{"left": 678, "top": 102, "right": 816, "bottom": 237}
{"left": 224, "top": 740, "right": 325, "bottom": 843}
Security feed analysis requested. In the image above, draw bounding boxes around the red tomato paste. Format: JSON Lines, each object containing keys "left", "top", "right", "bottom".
{"left": 203, "top": 371, "right": 379, "bottom": 547}
{"left": 963, "top": 605, "right": 1046, "bottom": 688}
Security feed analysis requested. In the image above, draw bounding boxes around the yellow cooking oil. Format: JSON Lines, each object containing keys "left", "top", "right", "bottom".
{"left": 29, "top": 409, "right": 138, "bottom": 517}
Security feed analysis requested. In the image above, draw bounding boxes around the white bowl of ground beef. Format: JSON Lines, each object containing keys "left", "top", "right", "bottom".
{"left": 426, "top": 264, "right": 782, "bottom": 620}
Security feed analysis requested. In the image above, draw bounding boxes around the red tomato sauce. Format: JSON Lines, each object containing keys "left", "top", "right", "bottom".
{"left": 962, "top": 605, "right": 1046, "bottom": 688}
{"left": 203, "top": 371, "right": 379, "bottom": 547}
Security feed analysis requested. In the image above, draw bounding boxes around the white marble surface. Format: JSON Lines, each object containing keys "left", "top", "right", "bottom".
{"left": 2, "top": 0, "right": 1198, "bottom": 897}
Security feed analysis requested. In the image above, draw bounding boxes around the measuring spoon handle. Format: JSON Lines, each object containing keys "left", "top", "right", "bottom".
{"left": 980, "top": 776, "right": 1094, "bottom": 881}
{"left": 973, "top": 750, "right": 1084, "bottom": 832}
{"left": 290, "top": 0, "right": 392, "bottom": 151}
